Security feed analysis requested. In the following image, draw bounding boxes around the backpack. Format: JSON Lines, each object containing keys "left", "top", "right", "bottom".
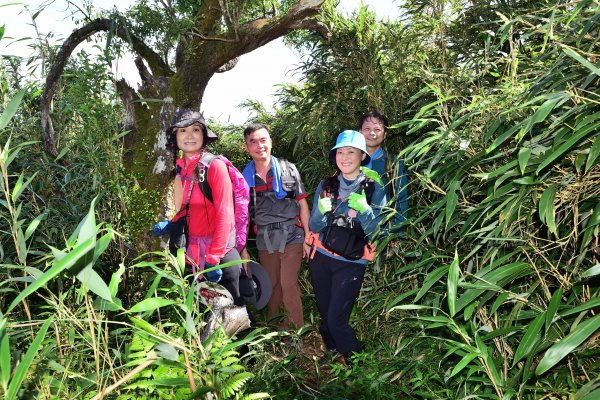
{"left": 197, "top": 153, "right": 250, "bottom": 253}
{"left": 320, "top": 176, "right": 376, "bottom": 260}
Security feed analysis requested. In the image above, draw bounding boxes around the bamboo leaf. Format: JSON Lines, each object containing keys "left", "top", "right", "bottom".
{"left": 109, "top": 264, "right": 126, "bottom": 297}
{"left": 455, "top": 262, "right": 531, "bottom": 313}
{"left": 129, "top": 297, "right": 179, "bottom": 313}
{"left": 562, "top": 47, "right": 600, "bottom": 76}
{"left": 415, "top": 265, "right": 450, "bottom": 301}
{"left": 536, "top": 313, "right": 600, "bottom": 375}
{"left": 585, "top": 134, "right": 600, "bottom": 173}
{"left": 0, "top": 89, "right": 26, "bottom": 130}
{"left": 518, "top": 147, "right": 532, "bottom": 174}
{"left": 475, "top": 334, "right": 502, "bottom": 387}
{"left": 11, "top": 172, "right": 37, "bottom": 203}
{"left": 76, "top": 265, "right": 113, "bottom": 302}
{"left": 24, "top": 211, "right": 47, "bottom": 240}
{"left": 546, "top": 288, "right": 563, "bottom": 332}
{"left": 513, "top": 311, "right": 546, "bottom": 366}
{"left": 6, "top": 317, "right": 53, "bottom": 400}
{"left": 155, "top": 343, "right": 179, "bottom": 361}
{"left": 581, "top": 264, "right": 600, "bottom": 278}
{"left": 560, "top": 297, "right": 600, "bottom": 317}
{"left": 6, "top": 236, "right": 96, "bottom": 314}
{"left": 536, "top": 121, "right": 600, "bottom": 174}
{"left": 447, "top": 251, "right": 459, "bottom": 317}
{"left": 445, "top": 181, "right": 459, "bottom": 229}
{"left": 77, "top": 196, "right": 98, "bottom": 246}
{"left": 0, "top": 318, "right": 9, "bottom": 391}
{"left": 587, "top": 205, "right": 600, "bottom": 228}
{"left": 450, "top": 352, "right": 479, "bottom": 377}
{"left": 538, "top": 185, "right": 557, "bottom": 225}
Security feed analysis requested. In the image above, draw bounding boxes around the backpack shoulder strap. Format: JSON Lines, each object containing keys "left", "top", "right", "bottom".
{"left": 198, "top": 152, "right": 217, "bottom": 203}
{"left": 360, "top": 178, "right": 376, "bottom": 205}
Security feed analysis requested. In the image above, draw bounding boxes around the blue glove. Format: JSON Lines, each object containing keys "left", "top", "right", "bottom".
{"left": 204, "top": 263, "right": 222, "bottom": 283}
{"left": 152, "top": 220, "right": 171, "bottom": 236}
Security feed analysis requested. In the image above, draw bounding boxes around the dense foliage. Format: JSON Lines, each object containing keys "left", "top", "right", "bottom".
{"left": 1, "top": 0, "right": 598, "bottom": 398}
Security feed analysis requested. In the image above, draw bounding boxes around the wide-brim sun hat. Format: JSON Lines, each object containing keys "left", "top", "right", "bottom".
{"left": 245, "top": 261, "right": 272, "bottom": 311}
{"left": 167, "top": 108, "right": 218, "bottom": 144}
{"left": 328, "top": 129, "right": 371, "bottom": 166}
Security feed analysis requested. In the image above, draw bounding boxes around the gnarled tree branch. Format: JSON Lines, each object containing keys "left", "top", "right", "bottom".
{"left": 40, "top": 17, "right": 172, "bottom": 157}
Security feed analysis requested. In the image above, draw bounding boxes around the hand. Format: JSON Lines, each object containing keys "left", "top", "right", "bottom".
{"left": 348, "top": 191, "right": 370, "bottom": 213}
{"left": 204, "top": 263, "right": 222, "bottom": 282}
{"left": 318, "top": 197, "right": 332, "bottom": 214}
{"left": 152, "top": 220, "right": 171, "bottom": 236}
{"left": 303, "top": 242, "right": 311, "bottom": 258}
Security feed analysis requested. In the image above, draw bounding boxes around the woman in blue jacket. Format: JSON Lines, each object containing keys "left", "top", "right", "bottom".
{"left": 306, "top": 130, "right": 387, "bottom": 363}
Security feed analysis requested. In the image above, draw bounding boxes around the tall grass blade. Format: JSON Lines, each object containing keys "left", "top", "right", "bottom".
{"left": 0, "top": 318, "right": 9, "bottom": 391}
{"left": 6, "top": 317, "right": 53, "bottom": 400}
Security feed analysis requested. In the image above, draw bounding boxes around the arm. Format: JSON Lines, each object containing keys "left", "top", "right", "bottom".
{"left": 356, "top": 182, "right": 387, "bottom": 240}
{"left": 309, "top": 181, "right": 328, "bottom": 233}
{"left": 205, "top": 159, "right": 234, "bottom": 264}
{"left": 173, "top": 175, "right": 183, "bottom": 216}
{"left": 298, "top": 197, "right": 311, "bottom": 257}
{"left": 391, "top": 159, "right": 409, "bottom": 234}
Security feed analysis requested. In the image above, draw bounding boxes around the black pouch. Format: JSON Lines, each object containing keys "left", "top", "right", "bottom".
{"left": 169, "top": 216, "right": 189, "bottom": 256}
{"left": 321, "top": 215, "right": 367, "bottom": 260}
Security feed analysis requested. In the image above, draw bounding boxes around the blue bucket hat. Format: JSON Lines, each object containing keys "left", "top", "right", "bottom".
{"left": 328, "top": 130, "right": 371, "bottom": 166}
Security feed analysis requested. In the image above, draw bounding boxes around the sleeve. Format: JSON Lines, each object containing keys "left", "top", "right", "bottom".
{"left": 308, "top": 181, "right": 328, "bottom": 233}
{"left": 290, "top": 162, "right": 308, "bottom": 201}
{"left": 391, "top": 158, "right": 409, "bottom": 235}
{"left": 205, "top": 158, "right": 234, "bottom": 264}
{"left": 357, "top": 181, "right": 387, "bottom": 240}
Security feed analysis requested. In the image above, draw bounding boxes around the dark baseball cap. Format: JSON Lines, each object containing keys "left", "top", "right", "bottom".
{"left": 167, "top": 109, "right": 218, "bottom": 143}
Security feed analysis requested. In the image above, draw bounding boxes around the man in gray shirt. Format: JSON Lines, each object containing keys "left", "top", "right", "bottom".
{"left": 241, "top": 123, "right": 310, "bottom": 329}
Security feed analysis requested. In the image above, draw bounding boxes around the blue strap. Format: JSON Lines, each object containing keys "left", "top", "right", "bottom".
{"left": 242, "top": 156, "right": 288, "bottom": 199}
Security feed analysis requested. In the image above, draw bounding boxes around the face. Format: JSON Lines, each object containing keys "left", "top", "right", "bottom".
{"left": 175, "top": 123, "right": 204, "bottom": 157}
{"left": 244, "top": 128, "right": 272, "bottom": 162}
{"left": 335, "top": 146, "right": 366, "bottom": 179}
{"left": 360, "top": 117, "right": 386, "bottom": 154}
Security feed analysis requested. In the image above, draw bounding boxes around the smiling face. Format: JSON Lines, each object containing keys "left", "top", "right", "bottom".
{"left": 244, "top": 127, "right": 272, "bottom": 162}
{"left": 335, "top": 146, "right": 366, "bottom": 180}
{"left": 360, "top": 116, "right": 387, "bottom": 155}
{"left": 175, "top": 122, "right": 204, "bottom": 158}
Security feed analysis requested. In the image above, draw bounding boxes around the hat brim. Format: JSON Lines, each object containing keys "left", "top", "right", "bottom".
{"left": 246, "top": 261, "right": 272, "bottom": 310}
{"left": 328, "top": 146, "right": 371, "bottom": 166}
{"left": 169, "top": 118, "right": 218, "bottom": 142}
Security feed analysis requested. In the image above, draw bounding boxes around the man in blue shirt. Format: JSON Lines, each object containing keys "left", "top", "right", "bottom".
{"left": 359, "top": 110, "right": 408, "bottom": 236}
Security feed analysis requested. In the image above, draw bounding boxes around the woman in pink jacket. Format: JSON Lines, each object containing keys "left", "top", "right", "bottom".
{"left": 166, "top": 109, "right": 243, "bottom": 305}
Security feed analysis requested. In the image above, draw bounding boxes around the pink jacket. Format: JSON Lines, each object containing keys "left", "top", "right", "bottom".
{"left": 173, "top": 154, "right": 234, "bottom": 265}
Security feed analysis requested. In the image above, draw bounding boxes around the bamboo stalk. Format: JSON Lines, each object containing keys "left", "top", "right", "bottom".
{"left": 90, "top": 357, "right": 157, "bottom": 400}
